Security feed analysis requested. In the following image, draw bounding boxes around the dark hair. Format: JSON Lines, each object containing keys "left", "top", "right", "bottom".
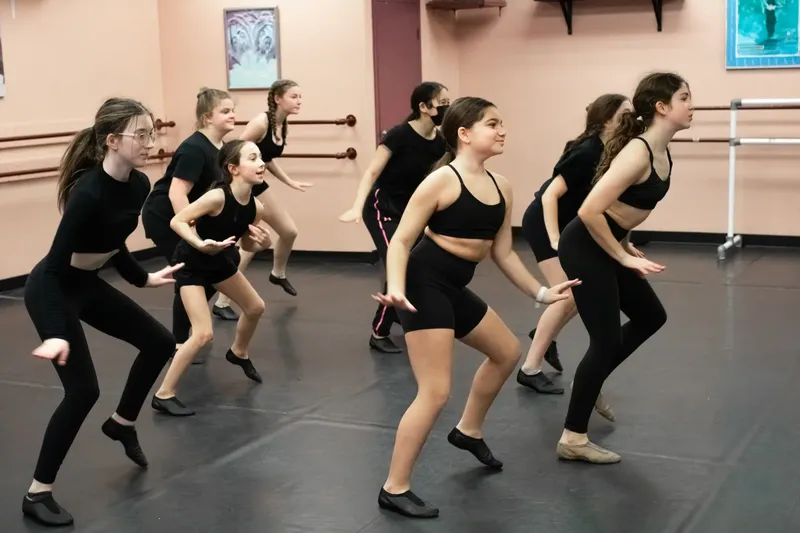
{"left": 215, "top": 139, "right": 248, "bottom": 190}
{"left": 563, "top": 93, "right": 629, "bottom": 153}
{"left": 57, "top": 98, "right": 152, "bottom": 212}
{"left": 196, "top": 87, "right": 232, "bottom": 129}
{"left": 267, "top": 79, "right": 299, "bottom": 145}
{"left": 594, "top": 72, "right": 687, "bottom": 183}
{"left": 406, "top": 81, "right": 447, "bottom": 121}
{"left": 431, "top": 96, "right": 495, "bottom": 172}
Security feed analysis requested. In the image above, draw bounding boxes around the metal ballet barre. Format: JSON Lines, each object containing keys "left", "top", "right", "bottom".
{"left": 718, "top": 98, "right": 800, "bottom": 261}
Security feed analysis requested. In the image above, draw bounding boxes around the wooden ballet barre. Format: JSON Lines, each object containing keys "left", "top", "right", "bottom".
{"left": 0, "top": 119, "right": 176, "bottom": 144}
{"left": 692, "top": 104, "right": 800, "bottom": 111}
{"left": 152, "top": 148, "right": 358, "bottom": 160}
{"left": 0, "top": 149, "right": 175, "bottom": 180}
{"left": 233, "top": 114, "right": 357, "bottom": 127}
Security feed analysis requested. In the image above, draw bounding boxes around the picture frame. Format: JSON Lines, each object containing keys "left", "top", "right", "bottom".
{"left": 224, "top": 7, "right": 281, "bottom": 90}
{"left": 726, "top": 0, "right": 800, "bottom": 69}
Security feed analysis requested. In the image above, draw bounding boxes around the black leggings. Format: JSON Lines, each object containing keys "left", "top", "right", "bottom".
{"left": 558, "top": 214, "right": 667, "bottom": 433}
{"left": 142, "top": 208, "right": 216, "bottom": 343}
{"left": 362, "top": 190, "right": 401, "bottom": 337}
{"left": 24, "top": 263, "right": 175, "bottom": 484}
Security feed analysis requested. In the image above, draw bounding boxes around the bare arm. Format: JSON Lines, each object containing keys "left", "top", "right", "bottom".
{"left": 167, "top": 178, "right": 194, "bottom": 216}
{"left": 239, "top": 114, "right": 268, "bottom": 143}
{"left": 170, "top": 189, "right": 226, "bottom": 249}
{"left": 490, "top": 176, "right": 545, "bottom": 299}
{"left": 384, "top": 172, "right": 446, "bottom": 295}
{"left": 541, "top": 176, "right": 568, "bottom": 247}
{"left": 265, "top": 160, "right": 292, "bottom": 186}
{"left": 577, "top": 141, "right": 650, "bottom": 263}
{"left": 350, "top": 145, "right": 392, "bottom": 212}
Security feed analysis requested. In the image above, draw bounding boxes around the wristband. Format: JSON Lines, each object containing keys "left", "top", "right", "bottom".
{"left": 535, "top": 286, "right": 548, "bottom": 308}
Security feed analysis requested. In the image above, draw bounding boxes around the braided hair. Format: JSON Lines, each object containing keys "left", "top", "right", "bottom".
{"left": 266, "top": 79, "right": 298, "bottom": 144}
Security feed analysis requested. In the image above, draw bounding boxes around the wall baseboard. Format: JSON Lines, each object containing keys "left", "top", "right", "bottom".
{"left": 0, "top": 247, "right": 380, "bottom": 293}
{"left": 511, "top": 226, "right": 800, "bottom": 249}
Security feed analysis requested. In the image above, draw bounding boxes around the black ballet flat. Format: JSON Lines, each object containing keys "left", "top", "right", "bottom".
{"left": 447, "top": 427, "right": 503, "bottom": 470}
{"left": 225, "top": 349, "right": 262, "bottom": 383}
{"left": 378, "top": 488, "right": 439, "bottom": 518}
{"left": 269, "top": 273, "right": 297, "bottom": 296}
{"left": 528, "top": 328, "right": 564, "bottom": 372}
{"left": 22, "top": 491, "right": 74, "bottom": 527}
{"left": 151, "top": 395, "right": 195, "bottom": 417}
{"left": 101, "top": 418, "right": 148, "bottom": 468}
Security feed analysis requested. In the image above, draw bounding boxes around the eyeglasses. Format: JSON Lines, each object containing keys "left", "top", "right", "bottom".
{"left": 119, "top": 130, "right": 157, "bottom": 144}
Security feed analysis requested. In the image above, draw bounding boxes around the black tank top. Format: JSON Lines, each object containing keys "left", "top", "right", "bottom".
{"left": 427, "top": 164, "right": 506, "bottom": 240}
{"left": 617, "top": 137, "right": 672, "bottom": 210}
{"left": 195, "top": 186, "right": 257, "bottom": 243}
{"left": 255, "top": 120, "right": 285, "bottom": 163}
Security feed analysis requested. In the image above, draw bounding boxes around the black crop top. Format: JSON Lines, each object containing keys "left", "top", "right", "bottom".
{"left": 194, "top": 186, "right": 258, "bottom": 244}
{"left": 37, "top": 166, "right": 152, "bottom": 340}
{"left": 427, "top": 164, "right": 506, "bottom": 240}
{"left": 617, "top": 137, "right": 672, "bottom": 210}
{"left": 251, "top": 125, "right": 285, "bottom": 196}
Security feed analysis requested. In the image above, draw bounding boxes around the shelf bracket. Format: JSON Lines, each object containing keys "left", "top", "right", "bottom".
{"left": 652, "top": 0, "right": 663, "bottom": 31}
{"left": 558, "top": 0, "right": 573, "bottom": 35}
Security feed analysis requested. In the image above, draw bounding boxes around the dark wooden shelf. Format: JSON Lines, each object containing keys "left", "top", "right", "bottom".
{"left": 534, "top": 0, "right": 664, "bottom": 35}
{"left": 426, "top": 0, "right": 507, "bottom": 11}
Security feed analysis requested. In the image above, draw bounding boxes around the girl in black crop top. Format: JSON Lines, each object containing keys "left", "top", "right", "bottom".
{"left": 370, "top": 97, "right": 580, "bottom": 519}
{"left": 21, "top": 99, "right": 181, "bottom": 528}
{"left": 518, "top": 93, "right": 631, "bottom": 397}
{"left": 150, "top": 140, "right": 271, "bottom": 417}
{"left": 338, "top": 81, "right": 450, "bottom": 355}
{"left": 142, "top": 87, "right": 236, "bottom": 362}
{"left": 212, "top": 79, "right": 312, "bottom": 319}
{"left": 555, "top": 72, "right": 692, "bottom": 465}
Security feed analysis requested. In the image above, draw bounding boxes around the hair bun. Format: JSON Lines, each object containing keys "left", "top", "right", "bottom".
{"left": 197, "top": 87, "right": 211, "bottom": 99}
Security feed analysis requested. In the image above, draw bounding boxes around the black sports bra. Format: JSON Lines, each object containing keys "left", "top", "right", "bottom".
{"left": 427, "top": 164, "right": 506, "bottom": 240}
{"left": 617, "top": 137, "right": 672, "bottom": 210}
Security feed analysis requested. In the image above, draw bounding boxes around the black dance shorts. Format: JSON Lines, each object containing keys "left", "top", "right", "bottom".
{"left": 521, "top": 198, "right": 559, "bottom": 262}
{"left": 397, "top": 235, "right": 488, "bottom": 338}
{"left": 172, "top": 242, "right": 241, "bottom": 289}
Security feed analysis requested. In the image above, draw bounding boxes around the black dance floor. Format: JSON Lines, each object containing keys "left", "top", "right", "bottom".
{"left": 1, "top": 238, "right": 799, "bottom": 532}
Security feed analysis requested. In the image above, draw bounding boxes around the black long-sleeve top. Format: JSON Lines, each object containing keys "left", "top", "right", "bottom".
{"left": 36, "top": 166, "right": 151, "bottom": 340}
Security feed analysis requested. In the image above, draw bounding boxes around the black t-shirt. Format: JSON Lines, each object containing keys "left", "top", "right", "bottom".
{"left": 536, "top": 134, "right": 604, "bottom": 225}
{"left": 371, "top": 122, "right": 447, "bottom": 216}
{"left": 35, "top": 167, "right": 151, "bottom": 340}
{"left": 146, "top": 131, "right": 222, "bottom": 219}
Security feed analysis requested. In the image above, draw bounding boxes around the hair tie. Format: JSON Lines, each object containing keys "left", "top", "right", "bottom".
{"left": 636, "top": 116, "right": 643, "bottom": 122}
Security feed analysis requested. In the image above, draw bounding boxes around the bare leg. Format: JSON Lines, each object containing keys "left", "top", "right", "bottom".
{"left": 152, "top": 286, "right": 213, "bottom": 416}
{"left": 455, "top": 308, "right": 522, "bottom": 439}
{"left": 215, "top": 272, "right": 265, "bottom": 357}
{"left": 260, "top": 190, "right": 299, "bottom": 295}
{"left": 214, "top": 228, "right": 270, "bottom": 310}
{"left": 379, "top": 328, "right": 453, "bottom": 518}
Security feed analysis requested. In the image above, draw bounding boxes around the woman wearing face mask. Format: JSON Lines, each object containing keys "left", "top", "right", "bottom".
{"left": 339, "top": 82, "right": 450, "bottom": 354}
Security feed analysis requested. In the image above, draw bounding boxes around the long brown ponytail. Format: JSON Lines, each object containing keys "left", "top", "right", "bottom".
{"left": 57, "top": 98, "right": 151, "bottom": 212}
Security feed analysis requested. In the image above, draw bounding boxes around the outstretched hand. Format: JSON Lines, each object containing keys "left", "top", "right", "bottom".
{"left": 371, "top": 291, "right": 417, "bottom": 312}
{"left": 247, "top": 224, "right": 270, "bottom": 247}
{"left": 146, "top": 263, "right": 185, "bottom": 287}
{"left": 32, "top": 338, "right": 70, "bottom": 366}
{"left": 538, "top": 278, "right": 582, "bottom": 304}
{"left": 289, "top": 180, "right": 314, "bottom": 192}
{"left": 199, "top": 236, "right": 237, "bottom": 255}
{"left": 621, "top": 254, "right": 665, "bottom": 277}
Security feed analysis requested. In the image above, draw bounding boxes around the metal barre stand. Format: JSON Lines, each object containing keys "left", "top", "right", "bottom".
{"left": 718, "top": 98, "right": 800, "bottom": 261}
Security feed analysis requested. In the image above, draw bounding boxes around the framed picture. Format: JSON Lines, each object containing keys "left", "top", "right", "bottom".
{"left": 726, "top": 0, "right": 800, "bottom": 69}
{"left": 224, "top": 7, "right": 281, "bottom": 90}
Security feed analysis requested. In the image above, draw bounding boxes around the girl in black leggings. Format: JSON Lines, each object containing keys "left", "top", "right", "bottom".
{"left": 339, "top": 82, "right": 450, "bottom": 354}
{"left": 556, "top": 72, "right": 693, "bottom": 464}
{"left": 142, "top": 88, "right": 236, "bottom": 362}
{"left": 373, "top": 97, "right": 579, "bottom": 518}
{"left": 518, "top": 93, "right": 631, "bottom": 396}
{"left": 22, "top": 98, "right": 181, "bottom": 527}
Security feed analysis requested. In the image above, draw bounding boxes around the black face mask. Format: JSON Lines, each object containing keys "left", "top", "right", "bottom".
{"left": 431, "top": 105, "right": 449, "bottom": 126}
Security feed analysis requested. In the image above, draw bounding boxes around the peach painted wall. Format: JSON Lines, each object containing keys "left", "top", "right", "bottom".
{"left": 421, "top": 1, "right": 800, "bottom": 236}
{"left": 0, "top": 0, "right": 166, "bottom": 280}
{"left": 157, "top": 0, "right": 377, "bottom": 253}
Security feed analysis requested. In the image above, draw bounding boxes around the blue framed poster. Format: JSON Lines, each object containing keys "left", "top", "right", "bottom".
{"left": 726, "top": 0, "right": 800, "bottom": 69}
